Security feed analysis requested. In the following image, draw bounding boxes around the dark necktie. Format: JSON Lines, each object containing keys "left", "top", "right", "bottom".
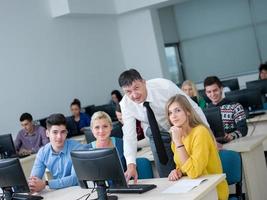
{"left": 143, "top": 101, "right": 168, "bottom": 165}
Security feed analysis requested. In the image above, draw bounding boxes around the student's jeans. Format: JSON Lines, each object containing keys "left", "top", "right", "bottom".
{"left": 146, "top": 127, "right": 175, "bottom": 178}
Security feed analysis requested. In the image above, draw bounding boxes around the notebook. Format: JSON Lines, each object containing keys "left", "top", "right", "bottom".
{"left": 162, "top": 178, "right": 207, "bottom": 194}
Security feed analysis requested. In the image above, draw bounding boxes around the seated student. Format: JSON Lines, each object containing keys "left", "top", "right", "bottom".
{"left": 259, "top": 62, "right": 267, "bottom": 80}
{"left": 166, "top": 94, "right": 229, "bottom": 200}
{"left": 111, "top": 90, "right": 123, "bottom": 106}
{"left": 204, "top": 76, "right": 248, "bottom": 142}
{"left": 115, "top": 104, "right": 145, "bottom": 142}
{"left": 15, "top": 113, "right": 49, "bottom": 156}
{"left": 181, "top": 80, "right": 206, "bottom": 109}
{"left": 66, "top": 98, "right": 91, "bottom": 137}
{"left": 29, "top": 113, "right": 84, "bottom": 192}
{"left": 89, "top": 111, "right": 126, "bottom": 170}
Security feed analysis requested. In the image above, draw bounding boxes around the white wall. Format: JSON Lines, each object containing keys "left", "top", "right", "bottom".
{"left": 117, "top": 8, "right": 170, "bottom": 80}
{"left": 158, "top": 6, "right": 179, "bottom": 44}
{"left": 0, "top": 0, "right": 125, "bottom": 135}
{"left": 173, "top": 0, "right": 260, "bottom": 82}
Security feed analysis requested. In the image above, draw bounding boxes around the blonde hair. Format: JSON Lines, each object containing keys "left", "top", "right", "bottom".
{"left": 90, "top": 111, "right": 112, "bottom": 128}
{"left": 166, "top": 94, "right": 215, "bottom": 140}
{"left": 181, "top": 80, "right": 199, "bottom": 98}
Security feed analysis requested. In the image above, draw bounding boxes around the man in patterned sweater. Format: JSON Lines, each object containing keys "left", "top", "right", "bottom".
{"left": 204, "top": 76, "right": 248, "bottom": 142}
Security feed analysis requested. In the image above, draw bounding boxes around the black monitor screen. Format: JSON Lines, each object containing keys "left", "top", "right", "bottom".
{"left": 71, "top": 148, "right": 126, "bottom": 199}
{"left": 203, "top": 107, "right": 225, "bottom": 140}
{"left": 246, "top": 79, "right": 267, "bottom": 102}
{"left": 0, "top": 158, "right": 30, "bottom": 197}
{"left": 225, "top": 89, "right": 263, "bottom": 111}
{"left": 0, "top": 134, "right": 17, "bottom": 159}
{"left": 221, "top": 78, "right": 240, "bottom": 91}
{"left": 71, "top": 148, "right": 126, "bottom": 188}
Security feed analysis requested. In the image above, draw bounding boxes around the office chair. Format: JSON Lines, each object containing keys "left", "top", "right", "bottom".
{"left": 219, "top": 150, "right": 243, "bottom": 200}
{"left": 136, "top": 157, "right": 153, "bottom": 179}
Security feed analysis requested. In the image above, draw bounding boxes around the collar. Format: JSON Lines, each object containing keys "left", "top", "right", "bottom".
{"left": 142, "top": 85, "right": 153, "bottom": 105}
{"left": 23, "top": 126, "right": 37, "bottom": 136}
{"left": 50, "top": 140, "right": 68, "bottom": 156}
{"left": 212, "top": 98, "right": 232, "bottom": 107}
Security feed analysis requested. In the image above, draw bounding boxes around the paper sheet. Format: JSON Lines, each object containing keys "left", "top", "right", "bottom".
{"left": 162, "top": 178, "right": 207, "bottom": 194}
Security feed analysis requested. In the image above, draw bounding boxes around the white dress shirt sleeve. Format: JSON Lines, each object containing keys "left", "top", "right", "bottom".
{"left": 120, "top": 100, "right": 138, "bottom": 165}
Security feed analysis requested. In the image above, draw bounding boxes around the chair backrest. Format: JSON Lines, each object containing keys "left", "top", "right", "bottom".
{"left": 219, "top": 150, "right": 242, "bottom": 185}
{"left": 84, "top": 122, "right": 123, "bottom": 144}
{"left": 136, "top": 157, "right": 153, "bottom": 179}
{"left": 219, "top": 150, "right": 243, "bottom": 199}
{"left": 84, "top": 128, "right": 96, "bottom": 143}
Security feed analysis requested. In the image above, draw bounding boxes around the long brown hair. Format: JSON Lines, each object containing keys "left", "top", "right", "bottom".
{"left": 166, "top": 94, "right": 214, "bottom": 138}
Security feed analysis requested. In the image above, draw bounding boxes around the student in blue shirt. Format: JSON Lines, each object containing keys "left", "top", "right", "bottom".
{"left": 66, "top": 98, "right": 91, "bottom": 137}
{"left": 88, "top": 111, "right": 126, "bottom": 171}
{"left": 28, "top": 113, "right": 83, "bottom": 192}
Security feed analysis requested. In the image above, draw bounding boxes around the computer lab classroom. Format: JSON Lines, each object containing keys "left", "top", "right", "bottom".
{"left": 1, "top": 0, "right": 267, "bottom": 200}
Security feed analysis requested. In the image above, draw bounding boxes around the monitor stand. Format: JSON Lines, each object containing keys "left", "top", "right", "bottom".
{"left": 1, "top": 187, "right": 14, "bottom": 200}
{"left": 94, "top": 181, "right": 118, "bottom": 200}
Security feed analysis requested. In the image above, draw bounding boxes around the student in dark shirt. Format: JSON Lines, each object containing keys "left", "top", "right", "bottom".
{"left": 66, "top": 99, "right": 91, "bottom": 137}
{"left": 204, "top": 76, "right": 248, "bottom": 142}
{"left": 110, "top": 90, "right": 123, "bottom": 107}
{"left": 259, "top": 62, "right": 267, "bottom": 80}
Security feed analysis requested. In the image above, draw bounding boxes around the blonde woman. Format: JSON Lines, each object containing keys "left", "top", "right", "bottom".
{"left": 89, "top": 111, "right": 126, "bottom": 170}
{"left": 181, "top": 80, "right": 206, "bottom": 109}
{"left": 166, "top": 94, "right": 229, "bottom": 200}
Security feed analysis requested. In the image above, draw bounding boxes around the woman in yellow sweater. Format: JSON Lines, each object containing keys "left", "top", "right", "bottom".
{"left": 166, "top": 94, "right": 229, "bottom": 200}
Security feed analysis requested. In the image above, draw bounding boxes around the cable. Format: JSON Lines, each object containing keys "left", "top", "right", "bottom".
{"left": 74, "top": 183, "right": 96, "bottom": 200}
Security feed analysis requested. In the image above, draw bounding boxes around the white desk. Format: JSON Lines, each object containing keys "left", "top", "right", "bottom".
{"left": 137, "top": 146, "right": 154, "bottom": 161}
{"left": 20, "top": 154, "right": 36, "bottom": 178}
{"left": 41, "top": 174, "right": 225, "bottom": 200}
{"left": 223, "top": 135, "right": 267, "bottom": 200}
{"left": 247, "top": 113, "right": 267, "bottom": 150}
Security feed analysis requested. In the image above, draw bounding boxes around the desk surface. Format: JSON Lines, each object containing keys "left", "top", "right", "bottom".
{"left": 223, "top": 135, "right": 267, "bottom": 152}
{"left": 41, "top": 174, "right": 225, "bottom": 200}
{"left": 137, "top": 146, "right": 153, "bottom": 161}
{"left": 247, "top": 113, "right": 267, "bottom": 123}
{"left": 20, "top": 154, "right": 36, "bottom": 178}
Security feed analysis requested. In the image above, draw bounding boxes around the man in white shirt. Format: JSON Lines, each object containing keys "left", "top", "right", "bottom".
{"left": 119, "top": 69, "right": 208, "bottom": 181}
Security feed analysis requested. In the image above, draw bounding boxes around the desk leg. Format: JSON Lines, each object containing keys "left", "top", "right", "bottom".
{"left": 201, "top": 188, "right": 218, "bottom": 200}
{"left": 241, "top": 144, "right": 267, "bottom": 200}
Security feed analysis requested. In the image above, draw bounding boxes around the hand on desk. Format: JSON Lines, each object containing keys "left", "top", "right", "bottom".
{"left": 28, "top": 176, "right": 46, "bottom": 193}
{"left": 18, "top": 148, "right": 32, "bottom": 157}
{"left": 168, "top": 169, "right": 182, "bottom": 181}
{"left": 125, "top": 163, "right": 138, "bottom": 184}
{"left": 224, "top": 133, "right": 233, "bottom": 142}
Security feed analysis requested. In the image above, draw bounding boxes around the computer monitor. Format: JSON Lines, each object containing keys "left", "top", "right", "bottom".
{"left": 246, "top": 79, "right": 267, "bottom": 102}
{"left": 0, "top": 158, "right": 38, "bottom": 200}
{"left": 0, "top": 134, "right": 17, "bottom": 159}
{"left": 225, "top": 89, "right": 263, "bottom": 112}
{"left": 71, "top": 148, "right": 155, "bottom": 200}
{"left": 71, "top": 148, "right": 126, "bottom": 200}
{"left": 203, "top": 107, "right": 226, "bottom": 143}
{"left": 221, "top": 78, "right": 240, "bottom": 91}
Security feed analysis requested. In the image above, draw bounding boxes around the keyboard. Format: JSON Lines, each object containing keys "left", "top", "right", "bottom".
{"left": 248, "top": 110, "right": 266, "bottom": 118}
{"left": 107, "top": 184, "right": 156, "bottom": 194}
{"left": 12, "top": 194, "right": 43, "bottom": 200}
